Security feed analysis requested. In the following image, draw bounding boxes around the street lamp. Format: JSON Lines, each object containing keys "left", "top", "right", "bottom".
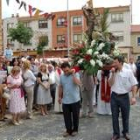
{"left": 67, "top": 0, "right": 70, "bottom": 57}
{"left": 130, "top": 0, "right": 132, "bottom": 24}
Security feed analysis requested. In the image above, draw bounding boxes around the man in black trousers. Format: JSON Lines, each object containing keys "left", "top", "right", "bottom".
{"left": 109, "top": 56, "right": 137, "bottom": 140}
{"left": 58, "top": 62, "right": 81, "bottom": 137}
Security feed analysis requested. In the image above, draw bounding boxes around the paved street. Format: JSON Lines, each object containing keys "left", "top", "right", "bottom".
{"left": 0, "top": 98, "right": 140, "bottom": 140}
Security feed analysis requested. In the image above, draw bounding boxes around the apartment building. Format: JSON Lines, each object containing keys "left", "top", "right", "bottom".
{"left": 3, "top": 16, "right": 18, "bottom": 51}
{"left": 107, "top": 6, "right": 132, "bottom": 59}
{"left": 2, "top": 5, "right": 131, "bottom": 57}
{"left": 131, "top": 25, "right": 140, "bottom": 60}
{"left": 51, "top": 6, "right": 131, "bottom": 57}
{"left": 3, "top": 14, "right": 52, "bottom": 56}
{"left": 52, "top": 10, "right": 86, "bottom": 49}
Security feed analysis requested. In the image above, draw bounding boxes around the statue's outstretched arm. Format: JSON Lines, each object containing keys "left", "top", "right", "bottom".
{"left": 82, "top": 6, "right": 88, "bottom": 18}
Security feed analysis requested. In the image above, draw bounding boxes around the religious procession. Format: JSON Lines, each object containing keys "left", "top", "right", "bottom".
{"left": 0, "top": 0, "right": 140, "bottom": 140}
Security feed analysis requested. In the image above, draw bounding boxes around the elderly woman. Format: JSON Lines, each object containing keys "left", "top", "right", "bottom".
{"left": 37, "top": 64, "right": 52, "bottom": 116}
{"left": 22, "top": 60, "right": 36, "bottom": 119}
{"left": 7, "top": 66, "right": 26, "bottom": 125}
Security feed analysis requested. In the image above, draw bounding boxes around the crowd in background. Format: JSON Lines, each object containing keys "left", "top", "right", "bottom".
{"left": 0, "top": 53, "right": 140, "bottom": 138}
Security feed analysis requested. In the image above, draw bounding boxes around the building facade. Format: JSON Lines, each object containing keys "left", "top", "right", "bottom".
{"left": 51, "top": 10, "right": 86, "bottom": 49}
{"left": 131, "top": 25, "right": 140, "bottom": 60}
{"left": 51, "top": 6, "right": 131, "bottom": 58}
{"left": 3, "top": 15, "right": 52, "bottom": 56}
{"left": 107, "top": 6, "right": 132, "bottom": 59}
{"left": 3, "top": 16, "right": 18, "bottom": 50}
{"left": 2, "top": 5, "right": 131, "bottom": 58}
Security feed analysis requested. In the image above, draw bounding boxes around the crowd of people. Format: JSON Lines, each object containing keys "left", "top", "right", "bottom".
{"left": 0, "top": 53, "right": 140, "bottom": 140}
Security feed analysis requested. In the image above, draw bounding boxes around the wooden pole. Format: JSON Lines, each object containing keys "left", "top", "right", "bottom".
{"left": 0, "top": 0, "right": 2, "bottom": 55}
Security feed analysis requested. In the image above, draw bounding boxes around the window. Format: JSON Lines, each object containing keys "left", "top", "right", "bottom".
{"left": 137, "top": 55, "right": 140, "bottom": 60}
{"left": 113, "top": 32, "right": 124, "bottom": 42}
{"left": 73, "top": 16, "right": 82, "bottom": 26}
{"left": 111, "top": 13, "right": 123, "bottom": 22}
{"left": 7, "top": 23, "right": 14, "bottom": 30}
{"left": 137, "top": 37, "right": 140, "bottom": 46}
{"left": 38, "top": 20, "right": 48, "bottom": 28}
{"left": 57, "top": 35, "right": 65, "bottom": 43}
{"left": 24, "top": 22, "right": 30, "bottom": 27}
{"left": 115, "top": 36, "right": 124, "bottom": 42}
{"left": 57, "top": 17, "right": 66, "bottom": 27}
{"left": 73, "top": 34, "right": 82, "bottom": 43}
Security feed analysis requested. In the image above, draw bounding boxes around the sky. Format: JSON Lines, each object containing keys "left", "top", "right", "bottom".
{"left": 2, "top": 0, "right": 140, "bottom": 24}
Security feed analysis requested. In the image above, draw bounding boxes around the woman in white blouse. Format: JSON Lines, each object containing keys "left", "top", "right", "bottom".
{"left": 36, "top": 64, "right": 52, "bottom": 116}
{"left": 22, "top": 60, "right": 36, "bottom": 119}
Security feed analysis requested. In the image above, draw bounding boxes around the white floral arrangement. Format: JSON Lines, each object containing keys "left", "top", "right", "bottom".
{"left": 72, "top": 38, "right": 120, "bottom": 74}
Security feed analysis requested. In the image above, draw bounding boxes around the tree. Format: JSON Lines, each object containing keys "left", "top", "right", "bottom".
{"left": 8, "top": 22, "right": 33, "bottom": 51}
{"left": 37, "top": 35, "right": 48, "bottom": 55}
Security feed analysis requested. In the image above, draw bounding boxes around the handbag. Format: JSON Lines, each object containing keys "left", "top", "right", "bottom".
{"left": 2, "top": 87, "right": 11, "bottom": 100}
{"left": 2, "top": 92, "right": 11, "bottom": 100}
{"left": 43, "top": 82, "right": 50, "bottom": 90}
{"left": 20, "top": 85, "right": 26, "bottom": 98}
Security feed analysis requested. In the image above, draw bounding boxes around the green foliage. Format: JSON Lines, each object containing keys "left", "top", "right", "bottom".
{"left": 8, "top": 22, "right": 33, "bottom": 45}
{"left": 100, "top": 8, "right": 109, "bottom": 33}
{"left": 37, "top": 36, "right": 49, "bottom": 55}
{"left": 37, "top": 44, "right": 45, "bottom": 55}
{"left": 99, "top": 8, "right": 111, "bottom": 40}
{"left": 39, "top": 36, "right": 48, "bottom": 47}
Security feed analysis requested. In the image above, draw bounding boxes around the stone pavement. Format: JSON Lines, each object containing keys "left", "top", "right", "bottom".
{"left": 0, "top": 98, "right": 140, "bottom": 140}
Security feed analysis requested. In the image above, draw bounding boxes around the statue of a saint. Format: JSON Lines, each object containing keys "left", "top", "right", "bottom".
{"left": 82, "top": 1, "right": 98, "bottom": 43}
{"left": 82, "top": 4, "right": 96, "bottom": 43}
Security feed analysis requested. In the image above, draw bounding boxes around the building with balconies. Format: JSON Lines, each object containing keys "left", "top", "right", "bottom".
{"left": 2, "top": 5, "right": 131, "bottom": 58}
{"left": 107, "top": 6, "right": 132, "bottom": 59}
{"left": 131, "top": 25, "right": 140, "bottom": 60}
{"left": 3, "top": 14, "right": 52, "bottom": 56}
{"left": 51, "top": 5, "right": 131, "bottom": 58}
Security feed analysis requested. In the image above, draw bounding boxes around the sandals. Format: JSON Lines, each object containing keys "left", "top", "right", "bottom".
{"left": 12, "top": 121, "right": 20, "bottom": 126}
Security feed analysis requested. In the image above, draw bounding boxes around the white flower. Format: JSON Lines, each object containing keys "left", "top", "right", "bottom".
{"left": 99, "top": 43, "right": 105, "bottom": 48}
{"left": 90, "top": 59, "right": 95, "bottom": 67}
{"left": 97, "top": 55, "right": 102, "bottom": 59}
{"left": 113, "top": 49, "right": 120, "bottom": 56}
{"left": 86, "top": 49, "right": 93, "bottom": 55}
{"left": 96, "top": 60, "right": 103, "bottom": 67}
{"left": 91, "top": 40, "right": 96, "bottom": 46}
{"left": 101, "top": 53, "right": 109, "bottom": 59}
{"left": 114, "top": 45, "right": 118, "bottom": 49}
{"left": 78, "top": 59, "right": 83, "bottom": 64}
{"left": 97, "top": 43, "right": 105, "bottom": 51}
{"left": 94, "top": 51, "right": 99, "bottom": 55}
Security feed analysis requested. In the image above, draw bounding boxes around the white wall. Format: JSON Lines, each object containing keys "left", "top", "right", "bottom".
{"left": 3, "top": 17, "right": 18, "bottom": 51}
{"left": 3, "top": 17, "right": 52, "bottom": 52}
{"left": 108, "top": 10, "right": 131, "bottom": 47}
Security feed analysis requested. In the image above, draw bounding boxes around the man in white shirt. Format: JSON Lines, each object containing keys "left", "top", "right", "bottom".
{"left": 109, "top": 56, "right": 137, "bottom": 140}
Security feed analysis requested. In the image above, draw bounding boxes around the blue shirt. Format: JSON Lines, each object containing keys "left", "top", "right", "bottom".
{"left": 60, "top": 73, "right": 80, "bottom": 104}
{"left": 4, "top": 49, "right": 13, "bottom": 61}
